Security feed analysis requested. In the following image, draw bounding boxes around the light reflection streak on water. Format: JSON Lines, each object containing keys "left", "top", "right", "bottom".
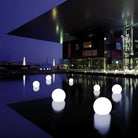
{"left": 52, "top": 101, "right": 65, "bottom": 112}
{"left": 94, "top": 113, "right": 111, "bottom": 135}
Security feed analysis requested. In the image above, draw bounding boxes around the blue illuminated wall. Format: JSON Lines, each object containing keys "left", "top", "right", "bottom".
{"left": 0, "top": 0, "right": 65, "bottom": 65}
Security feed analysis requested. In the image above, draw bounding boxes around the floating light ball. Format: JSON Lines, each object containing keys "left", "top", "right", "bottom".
{"left": 112, "top": 84, "right": 122, "bottom": 94}
{"left": 93, "top": 84, "right": 100, "bottom": 91}
{"left": 52, "top": 101, "right": 65, "bottom": 112}
{"left": 93, "top": 97, "right": 112, "bottom": 115}
{"left": 69, "top": 78, "right": 74, "bottom": 86}
{"left": 33, "top": 81, "right": 40, "bottom": 88}
{"left": 52, "top": 88, "right": 66, "bottom": 102}
{"left": 46, "top": 75, "right": 52, "bottom": 81}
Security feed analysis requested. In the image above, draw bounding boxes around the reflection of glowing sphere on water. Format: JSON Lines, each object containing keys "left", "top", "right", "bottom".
{"left": 94, "top": 113, "right": 111, "bottom": 135}
{"left": 52, "top": 88, "right": 66, "bottom": 102}
{"left": 52, "top": 101, "right": 65, "bottom": 112}
{"left": 112, "top": 93, "right": 122, "bottom": 102}
{"left": 93, "top": 90, "right": 100, "bottom": 97}
{"left": 93, "top": 97, "right": 112, "bottom": 115}
{"left": 33, "top": 86, "right": 40, "bottom": 92}
{"left": 46, "top": 75, "right": 52, "bottom": 81}
{"left": 93, "top": 84, "right": 100, "bottom": 91}
{"left": 112, "top": 84, "right": 122, "bottom": 94}
{"left": 46, "top": 80, "right": 52, "bottom": 85}
{"left": 33, "top": 81, "right": 40, "bottom": 87}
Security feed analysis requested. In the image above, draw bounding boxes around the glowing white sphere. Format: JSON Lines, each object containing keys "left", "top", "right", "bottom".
{"left": 46, "top": 75, "right": 52, "bottom": 81}
{"left": 33, "top": 81, "right": 40, "bottom": 87}
{"left": 93, "top": 97, "right": 112, "bottom": 115}
{"left": 69, "top": 78, "right": 73, "bottom": 83}
{"left": 52, "top": 101, "right": 65, "bottom": 112}
{"left": 52, "top": 88, "right": 66, "bottom": 102}
{"left": 69, "top": 78, "right": 74, "bottom": 86}
{"left": 93, "top": 84, "right": 100, "bottom": 91}
{"left": 112, "top": 84, "right": 122, "bottom": 94}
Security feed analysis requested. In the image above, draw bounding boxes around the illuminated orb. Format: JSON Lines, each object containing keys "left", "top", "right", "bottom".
{"left": 46, "top": 75, "right": 52, "bottom": 81}
{"left": 33, "top": 81, "right": 40, "bottom": 87}
{"left": 93, "top": 97, "right": 112, "bottom": 115}
{"left": 52, "top": 101, "right": 65, "bottom": 112}
{"left": 112, "top": 84, "right": 122, "bottom": 94}
{"left": 52, "top": 88, "right": 66, "bottom": 102}
{"left": 93, "top": 84, "right": 100, "bottom": 91}
{"left": 69, "top": 78, "right": 73, "bottom": 83}
{"left": 69, "top": 78, "right": 74, "bottom": 86}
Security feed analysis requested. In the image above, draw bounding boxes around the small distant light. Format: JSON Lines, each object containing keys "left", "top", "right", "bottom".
{"left": 84, "top": 71, "right": 87, "bottom": 73}
{"left": 112, "top": 84, "right": 122, "bottom": 94}
{"left": 93, "top": 84, "right": 100, "bottom": 91}
{"left": 46, "top": 75, "right": 52, "bottom": 81}
{"left": 121, "top": 35, "right": 124, "bottom": 38}
{"left": 69, "top": 78, "right": 73, "bottom": 83}
{"left": 52, "top": 88, "right": 66, "bottom": 102}
{"left": 33, "top": 81, "right": 40, "bottom": 88}
{"left": 104, "top": 37, "right": 107, "bottom": 41}
{"left": 93, "top": 97, "right": 112, "bottom": 115}
{"left": 105, "top": 72, "right": 108, "bottom": 74}
{"left": 69, "top": 78, "right": 74, "bottom": 86}
{"left": 23, "top": 57, "right": 26, "bottom": 66}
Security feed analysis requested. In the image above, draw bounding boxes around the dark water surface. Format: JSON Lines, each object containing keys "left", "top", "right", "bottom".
{"left": 3, "top": 74, "right": 138, "bottom": 137}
